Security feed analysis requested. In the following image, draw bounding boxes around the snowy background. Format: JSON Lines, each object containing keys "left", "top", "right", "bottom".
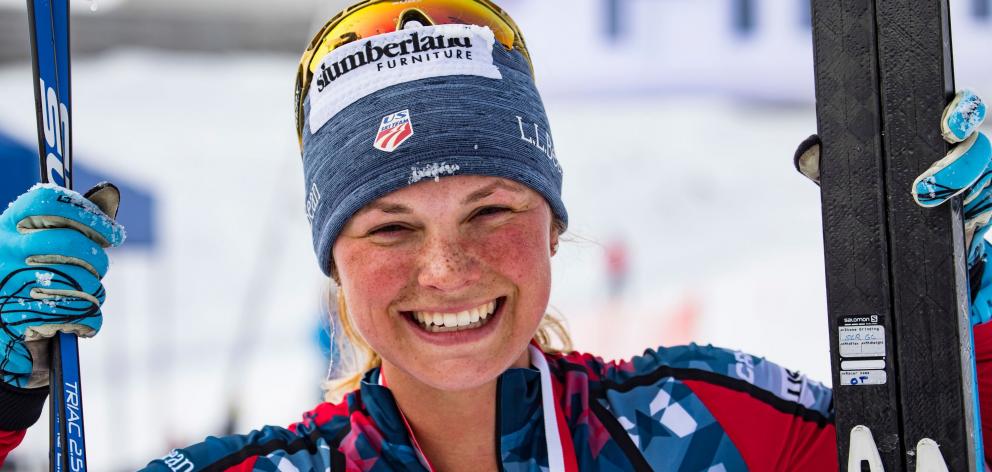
{"left": 0, "top": 0, "right": 991, "bottom": 469}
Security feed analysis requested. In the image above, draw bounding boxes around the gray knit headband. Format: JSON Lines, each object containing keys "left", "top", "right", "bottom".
{"left": 301, "top": 24, "right": 567, "bottom": 276}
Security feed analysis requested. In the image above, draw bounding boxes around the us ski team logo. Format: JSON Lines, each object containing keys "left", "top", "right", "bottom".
{"left": 374, "top": 110, "right": 414, "bottom": 152}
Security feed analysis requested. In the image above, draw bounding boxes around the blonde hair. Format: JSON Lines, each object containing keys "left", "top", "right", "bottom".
{"left": 322, "top": 287, "right": 573, "bottom": 403}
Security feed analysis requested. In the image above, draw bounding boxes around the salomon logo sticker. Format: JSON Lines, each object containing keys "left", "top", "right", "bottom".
{"left": 375, "top": 110, "right": 414, "bottom": 152}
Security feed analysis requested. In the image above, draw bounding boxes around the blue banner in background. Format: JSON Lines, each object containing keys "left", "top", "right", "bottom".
{"left": 0, "top": 129, "right": 156, "bottom": 248}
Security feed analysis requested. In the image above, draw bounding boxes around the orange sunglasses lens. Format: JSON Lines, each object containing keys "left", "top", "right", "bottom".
{"left": 307, "top": 0, "right": 521, "bottom": 75}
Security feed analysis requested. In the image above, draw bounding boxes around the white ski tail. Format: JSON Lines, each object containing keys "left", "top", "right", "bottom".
{"left": 848, "top": 425, "right": 884, "bottom": 472}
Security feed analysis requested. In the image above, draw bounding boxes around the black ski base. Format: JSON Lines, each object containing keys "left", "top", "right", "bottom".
{"left": 811, "top": 0, "right": 980, "bottom": 469}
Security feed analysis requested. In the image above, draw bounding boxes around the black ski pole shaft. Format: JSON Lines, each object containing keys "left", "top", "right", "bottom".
{"left": 811, "top": 0, "right": 981, "bottom": 469}
{"left": 26, "top": 0, "right": 88, "bottom": 470}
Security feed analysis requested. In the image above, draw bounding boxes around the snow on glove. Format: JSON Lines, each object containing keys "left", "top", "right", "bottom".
{"left": 0, "top": 183, "right": 125, "bottom": 388}
{"left": 794, "top": 90, "right": 992, "bottom": 324}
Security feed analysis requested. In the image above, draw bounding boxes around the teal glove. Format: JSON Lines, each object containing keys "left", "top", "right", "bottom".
{"left": 911, "top": 91, "right": 992, "bottom": 325}
{"left": 0, "top": 183, "right": 125, "bottom": 388}
{"left": 912, "top": 90, "right": 991, "bottom": 256}
{"left": 794, "top": 90, "right": 991, "bottom": 324}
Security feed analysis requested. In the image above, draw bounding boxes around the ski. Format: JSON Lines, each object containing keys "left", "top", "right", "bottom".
{"left": 810, "top": 0, "right": 982, "bottom": 470}
{"left": 26, "top": 0, "right": 88, "bottom": 470}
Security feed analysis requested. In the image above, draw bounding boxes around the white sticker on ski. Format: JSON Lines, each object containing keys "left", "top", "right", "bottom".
{"left": 838, "top": 314, "right": 887, "bottom": 386}
{"left": 841, "top": 370, "right": 887, "bottom": 386}
{"left": 839, "top": 325, "right": 885, "bottom": 358}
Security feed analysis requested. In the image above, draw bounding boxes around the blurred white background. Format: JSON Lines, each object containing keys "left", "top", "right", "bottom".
{"left": 0, "top": 0, "right": 991, "bottom": 469}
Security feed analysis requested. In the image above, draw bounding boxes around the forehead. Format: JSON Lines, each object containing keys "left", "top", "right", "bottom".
{"left": 364, "top": 175, "right": 531, "bottom": 210}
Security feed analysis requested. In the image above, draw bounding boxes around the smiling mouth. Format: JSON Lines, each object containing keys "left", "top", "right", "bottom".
{"left": 405, "top": 297, "right": 504, "bottom": 333}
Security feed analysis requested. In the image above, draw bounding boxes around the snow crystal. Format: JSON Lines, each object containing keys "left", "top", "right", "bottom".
{"left": 408, "top": 162, "right": 461, "bottom": 184}
{"left": 30, "top": 182, "right": 68, "bottom": 192}
{"left": 35, "top": 271, "right": 54, "bottom": 287}
{"left": 952, "top": 92, "right": 987, "bottom": 132}
{"left": 964, "top": 98, "right": 984, "bottom": 128}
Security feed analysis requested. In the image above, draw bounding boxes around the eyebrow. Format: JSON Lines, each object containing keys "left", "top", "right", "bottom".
{"left": 353, "top": 202, "right": 412, "bottom": 218}
{"left": 462, "top": 180, "right": 526, "bottom": 204}
{"left": 353, "top": 180, "right": 526, "bottom": 218}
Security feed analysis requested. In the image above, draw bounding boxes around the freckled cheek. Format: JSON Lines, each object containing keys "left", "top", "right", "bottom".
{"left": 474, "top": 222, "right": 551, "bottom": 282}
{"left": 338, "top": 245, "right": 418, "bottom": 311}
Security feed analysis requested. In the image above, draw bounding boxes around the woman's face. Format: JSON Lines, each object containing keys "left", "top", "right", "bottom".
{"left": 333, "top": 175, "right": 557, "bottom": 391}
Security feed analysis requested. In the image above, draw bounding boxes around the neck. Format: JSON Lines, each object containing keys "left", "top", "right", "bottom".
{"left": 380, "top": 350, "right": 531, "bottom": 471}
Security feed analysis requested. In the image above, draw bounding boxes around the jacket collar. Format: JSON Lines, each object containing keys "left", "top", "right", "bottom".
{"left": 356, "top": 363, "right": 546, "bottom": 465}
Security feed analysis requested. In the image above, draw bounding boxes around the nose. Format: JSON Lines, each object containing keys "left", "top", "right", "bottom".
{"left": 417, "top": 233, "right": 481, "bottom": 292}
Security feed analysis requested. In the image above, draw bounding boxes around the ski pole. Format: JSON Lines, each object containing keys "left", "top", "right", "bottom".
{"left": 26, "top": 0, "right": 88, "bottom": 470}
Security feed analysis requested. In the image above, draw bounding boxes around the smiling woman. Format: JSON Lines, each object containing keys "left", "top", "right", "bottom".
{"left": 258, "top": 0, "right": 843, "bottom": 469}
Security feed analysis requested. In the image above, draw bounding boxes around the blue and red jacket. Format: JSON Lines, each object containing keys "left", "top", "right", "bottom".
{"left": 155, "top": 343, "right": 838, "bottom": 471}
{"left": 5, "top": 323, "right": 992, "bottom": 470}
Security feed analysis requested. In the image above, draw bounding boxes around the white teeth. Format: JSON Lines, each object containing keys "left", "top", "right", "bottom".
{"left": 412, "top": 300, "right": 500, "bottom": 331}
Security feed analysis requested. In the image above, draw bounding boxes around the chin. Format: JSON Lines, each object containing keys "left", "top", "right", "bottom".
{"left": 407, "top": 353, "right": 524, "bottom": 392}
{"left": 380, "top": 329, "right": 534, "bottom": 392}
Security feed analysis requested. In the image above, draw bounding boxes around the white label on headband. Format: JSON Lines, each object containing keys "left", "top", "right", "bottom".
{"left": 307, "top": 24, "right": 503, "bottom": 134}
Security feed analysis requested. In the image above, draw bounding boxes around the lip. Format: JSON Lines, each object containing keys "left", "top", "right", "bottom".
{"left": 401, "top": 297, "right": 506, "bottom": 346}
